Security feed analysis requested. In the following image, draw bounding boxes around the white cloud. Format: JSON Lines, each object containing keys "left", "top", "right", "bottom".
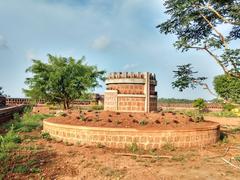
{"left": 91, "top": 35, "right": 111, "bottom": 50}
{"left": 26, "top": 50, "right": 37, "bottom": 60}
{"left": 123, "top": 63, "right": 139, "bottom": 70}
{"left": 0, "top": 35, "right": 8, "bottom": 49}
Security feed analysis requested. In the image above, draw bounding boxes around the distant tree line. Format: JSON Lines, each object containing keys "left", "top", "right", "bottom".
{"left": 158, "top": 98, "right": 194, "bottom": 104}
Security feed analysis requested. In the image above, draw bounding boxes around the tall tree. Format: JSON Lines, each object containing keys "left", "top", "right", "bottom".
{"left": 157, "top": 0, "right": 240, "bottom": 94}
{"left": 24, "top": 54, "right": 105, "bottom": 109}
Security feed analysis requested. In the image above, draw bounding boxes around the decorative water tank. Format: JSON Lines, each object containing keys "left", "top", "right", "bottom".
{"left": 104, "top": 72, "right": 157, "bottom": 112}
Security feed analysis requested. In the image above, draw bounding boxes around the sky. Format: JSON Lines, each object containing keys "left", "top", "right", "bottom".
{"left": 0, "top": 0, "right": 224, "bottom": 99}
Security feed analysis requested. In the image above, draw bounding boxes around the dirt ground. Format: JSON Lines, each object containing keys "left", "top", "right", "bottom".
{"left": 46, "top": 110, "right": 217, "bottom": 130}
{"left": 4, "top": 125, "right": 240, "bottom": 180}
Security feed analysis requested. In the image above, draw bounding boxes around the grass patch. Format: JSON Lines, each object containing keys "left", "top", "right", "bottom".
{"left": 12, "top": 165, "right": 28, "bottom": 173}
{"left": 0, "top": 109, "right": 51, "bottom": 178}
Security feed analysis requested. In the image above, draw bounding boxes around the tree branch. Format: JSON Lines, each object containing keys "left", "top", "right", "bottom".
{"left": 205, "top": 4, "right": 240, "bottom": 26}
{"left": 203, "top": 46, "right": 229, "bottom": 74}
{"left": 200, "top": 13, "right": 228, "bottom": 49}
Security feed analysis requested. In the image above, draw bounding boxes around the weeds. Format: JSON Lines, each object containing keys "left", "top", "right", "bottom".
{"left": 12, "top": 165, "right": 28, "bottom": 173}
{"left": 41, "top": 132, "right": 52, "bottom": 141}
{"left": 139, "top": 120, "right": 148, "bottom": 126}
{"left": 0, "top": 111, "right": 51, "bottom": 178}
{"left": 161, "top": 143, "right": 175, "bottom": 151}
{"left": 128, "top": 142, "right": 138, "bottom": 153}
{"left": 230, "top": 127, "right": 240, "bottom": 134}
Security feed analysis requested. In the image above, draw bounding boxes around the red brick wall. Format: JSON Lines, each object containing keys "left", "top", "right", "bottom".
{"left": 118, "top": 97, "right": 145, "bottom": 112}
{"left": 43, "top": 120, "right": 220, "bottom": 149}
{"left": 107, "top": 84, "right": 144, "bottom": 94}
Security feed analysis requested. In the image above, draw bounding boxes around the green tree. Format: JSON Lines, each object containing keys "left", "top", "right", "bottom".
{"left": 214, "top": 74, "right": 240, "bottom": 104}
{"left": 157, "top": 0, "right": 240, "bottom": 96}
{"left": 24, "top": 54, "right": 105, "bottom": 109}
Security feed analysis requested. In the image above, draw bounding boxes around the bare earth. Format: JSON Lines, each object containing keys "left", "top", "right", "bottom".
{"left": 46, "top": 110, "right": 217, "bottom": 130}
{"left": 5, "top": 126, "right": 240, "bottom": 180}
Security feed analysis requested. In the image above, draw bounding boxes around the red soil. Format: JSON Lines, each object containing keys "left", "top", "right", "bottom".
{"left": 46, "top": 110, "right": 218, "bottom": 130}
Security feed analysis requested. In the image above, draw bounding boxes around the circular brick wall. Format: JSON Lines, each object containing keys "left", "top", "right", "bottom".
{"left": 43, "top": 120, "right": 220, "bottom": 149}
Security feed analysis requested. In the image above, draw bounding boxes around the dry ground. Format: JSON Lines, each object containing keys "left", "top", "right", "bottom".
{"left": 3, "top": 126, "right": 240, "bottom": 180}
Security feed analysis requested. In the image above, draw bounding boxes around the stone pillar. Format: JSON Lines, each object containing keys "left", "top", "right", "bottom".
{"left": 144, "top": 72, "right": 150, "bottom": 113}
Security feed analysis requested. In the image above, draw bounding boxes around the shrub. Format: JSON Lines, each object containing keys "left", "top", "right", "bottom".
{"left": 223, "top": 103, "right": 236, "bottom": 111}
{"left": 193, "top": 98, "right": 207, "bottom": 113}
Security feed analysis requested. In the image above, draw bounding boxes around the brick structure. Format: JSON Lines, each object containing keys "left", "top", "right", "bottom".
{"left": 104, "top": 72, "right": 157, "bottom": 112}
{"left": 43, "top": 120, "right": 220, "bottom": 149}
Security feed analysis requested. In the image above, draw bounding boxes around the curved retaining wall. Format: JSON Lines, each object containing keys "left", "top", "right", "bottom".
{"left": 43, "top": 120, "right": 220, "bottom": 149}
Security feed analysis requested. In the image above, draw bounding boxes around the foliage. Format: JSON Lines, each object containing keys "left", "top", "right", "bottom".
{"left": 158, "top": 98, "right": 194, "bottom": 104}
{"left": 41, "top": 132, "right": 52, "bottom": 141}
{"left": 157, "top": 0, "right": 240, "bottom": 78}
{"left": 158, "top": 0, "right": 240, "bottom": 98}
{"left": 214, "top": 74, "right": 240, "bottom": 104}
{"left": 223, "top": 103, "right": 236, "bottom": 111}
{"left": 172, "top": 64, "right": 207, "bottom": 91}
{"left": 24, "top": 54, "right": 105, "bottom": 109}
{"left": 139, "top": 120, "right": 148, "bottom": 126}
{"left": 128, "top": 142, "right": 139, "bottom": 153}
{"left": 193, "top": 98, "right": 207, "bottom": 113}
{"left": 0, "top": 112, "right": 50, "bottom": 178}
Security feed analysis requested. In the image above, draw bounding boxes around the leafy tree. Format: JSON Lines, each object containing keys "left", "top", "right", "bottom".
{"left": 24, "top": 54, "right": 105, "bottom": 109}
{"left": 157, "top": 0, "right": 240, "bottom": 99}
{"left": 214, "top": 74, "right": 240, "bottom": 103}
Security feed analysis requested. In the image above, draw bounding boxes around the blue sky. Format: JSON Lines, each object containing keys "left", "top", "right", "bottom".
{"left": 0, "top": 0, "right": 223, "bottom": 99}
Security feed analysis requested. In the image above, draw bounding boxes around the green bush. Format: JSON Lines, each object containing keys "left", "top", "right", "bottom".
{"left": 3, "top": 126, "right": 21, "bottom": 144}
{"left": 193, "top": 98, "right": 207, "bottom": 113}
{"left": 223, "top": 103, "right": 236, "bottom": 111}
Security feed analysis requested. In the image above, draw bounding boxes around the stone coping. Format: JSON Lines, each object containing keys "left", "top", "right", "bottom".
{"left": 43, "top": 120, "right": 219, "bottom": 133}
{"left": 106, "top": 78, "right": 157, "bottom": 85}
